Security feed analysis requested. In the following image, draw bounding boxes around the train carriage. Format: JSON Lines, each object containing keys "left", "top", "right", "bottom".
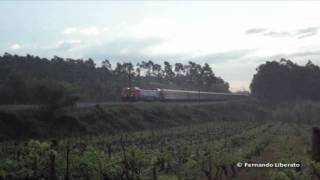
{"left": 139, "top": 89, "right": 160, "bottom": 101}
{"left": 159, "top": 89, "right": 245, "bottom": 101}
{"left": 121, "top": 87, "right": 248, "bottom": 102}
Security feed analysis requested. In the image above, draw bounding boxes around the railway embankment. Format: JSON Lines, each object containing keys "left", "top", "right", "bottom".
{"left": 0, "top": 100, "right": 265, "bottom": 140}
{"left": 1, "top": 100, "right": 320, "bottom": 141}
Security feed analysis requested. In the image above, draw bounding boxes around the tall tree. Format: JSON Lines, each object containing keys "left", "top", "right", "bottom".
{"left": 102, "top": 59, "right": 112, "bottom": 71}
{"left": 201, "top": 63, "right": 216, "bottom": 90}
{"left": 0, "top": 53, "right": 230, "bottom": 103}
{"left": 164, "top": 61, "right": 175, "bottom": 83}
{"left": 152, "top": 63, "right": 162, "bottom": 81}
{"left": 251, "top": 58, "right": 320, "bottom": 102}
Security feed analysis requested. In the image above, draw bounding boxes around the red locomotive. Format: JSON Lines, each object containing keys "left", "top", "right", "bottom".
{"left": 121, "top": 87, "right": 141, "bottom": 101}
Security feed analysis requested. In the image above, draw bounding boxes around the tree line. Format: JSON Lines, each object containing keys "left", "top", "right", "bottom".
{"left": 0, "top": 53, "right": 229, "bottom": 104}
{"left": 251, "top": 58, "right": 320, "bottom": 102}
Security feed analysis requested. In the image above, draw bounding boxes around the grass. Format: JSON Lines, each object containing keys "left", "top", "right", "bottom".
{"left": 0, "top": 100, "right": 264, "bottom": 140}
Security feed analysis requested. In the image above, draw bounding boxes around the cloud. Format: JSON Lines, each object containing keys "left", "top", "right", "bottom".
{"left": 81, "top": 37, "right": 168, "bottom": 62}
{"left": 246, "top": 27, "right": 319, "bottom": 39}
{"left": 9, "top": 43, "right": 21, "bottom": 50}
{"left": 263, "top": 31, "right": 292, "bottom": 38}
{"left": 63, "top": 27, "right": 78, "bottom": 34}
{"left": 79, "top": 27, "right": 102, "bottom": 36}
{"left": 62, "top": 26, "right": 109, "bottom": 36}
{"left": 289, "top": 50, "right": 320, "bottom": 57}
{"left": 84, "top": 36, "right": 253, "bottom": 64}
{"left": 245, "top": 27, "right": 292, "bottom": 38}
{"left": 295, "top": 27, "right": 318, "bottom": 39}
{"left": 251, "top": 50, "right": 320, "bottom": 66}
{"left": 56, "top": 40, "right": 81, "bottom": 51}
{"left": 245, "top": 28, "right": 267, "bottom": 35}
{"left": 193, "top": 49, "right": 256, "bottom": 64}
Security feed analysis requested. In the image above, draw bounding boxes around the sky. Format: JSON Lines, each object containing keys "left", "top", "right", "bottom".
{"left": 1, "top": 1, "right": 320, "bottom": 91}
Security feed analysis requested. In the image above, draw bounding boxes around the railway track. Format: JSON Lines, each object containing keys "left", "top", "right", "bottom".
{"left": 0, "top": 101, "right": 232, "bottom": 111}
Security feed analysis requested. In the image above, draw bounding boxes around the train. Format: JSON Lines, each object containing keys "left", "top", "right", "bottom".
{"left": 121, "top": 86, "right": 249, "bottom": 101}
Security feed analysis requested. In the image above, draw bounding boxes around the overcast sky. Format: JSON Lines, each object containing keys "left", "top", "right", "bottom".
{"left": 1, "top": 1, "right": 320, "bottom": 91}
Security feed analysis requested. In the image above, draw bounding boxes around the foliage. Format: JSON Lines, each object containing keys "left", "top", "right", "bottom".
{"left": 34, "top": 80, "right": 80, "bottom": 110}
{"left": 251, "top": 59, "right": 320, "bottom": 102}
{"left": 0, "top": 53, "right": 229, "bottom": 104}
{"left": 1, "top": 119, "right": 317, "bottom": 180}
{"left": 0, "top": 120, "right": 269, "bottom": 180}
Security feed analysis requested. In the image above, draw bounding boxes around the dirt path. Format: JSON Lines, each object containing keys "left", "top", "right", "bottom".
{"left": 233, "top": 137, "right": 282, "bottom": 180}
{"left": 232, "top": 124, "right": 309, "bottom": 180}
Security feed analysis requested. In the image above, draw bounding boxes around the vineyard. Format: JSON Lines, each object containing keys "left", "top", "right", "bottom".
{"left": 0, "top": 119, "right": 318, "bottom": 180}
